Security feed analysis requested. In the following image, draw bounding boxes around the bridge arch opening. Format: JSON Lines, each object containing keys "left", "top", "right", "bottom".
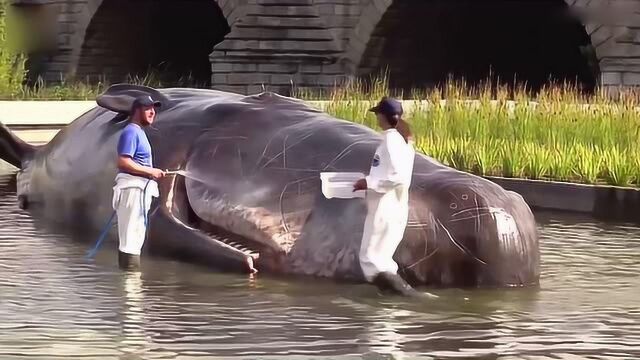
{"left": 357, "top": 0, "right": 600, "bottom": 95}
{"left": 76, "top": 0, "right": 230, "bottom": 87}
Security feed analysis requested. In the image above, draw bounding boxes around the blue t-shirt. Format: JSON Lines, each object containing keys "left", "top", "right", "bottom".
{"left": 117, "top": 123, "right": 153, "bottom": 169}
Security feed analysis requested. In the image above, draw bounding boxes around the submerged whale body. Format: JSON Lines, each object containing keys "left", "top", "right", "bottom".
{"left": 0, "top": 84, "right": 540, "bottom": 288}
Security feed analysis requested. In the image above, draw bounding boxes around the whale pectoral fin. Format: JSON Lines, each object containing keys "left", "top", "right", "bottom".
{"left": 0, "top": 121, "right": 36, "bottom": 169}
{"left": 148, "top": 206, "right": 255, "bottom": 274}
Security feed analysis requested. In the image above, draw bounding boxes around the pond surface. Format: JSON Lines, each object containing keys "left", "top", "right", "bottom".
{"left": 0, "top": 168, "right": 639, "bottom": 359}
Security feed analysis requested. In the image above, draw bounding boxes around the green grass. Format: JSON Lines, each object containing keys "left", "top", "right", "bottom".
{"left": 0, "top": 0, "right": 26, "bottom": 98}
{"left": 297, "top": 75, "right": 640, "bottom": 188}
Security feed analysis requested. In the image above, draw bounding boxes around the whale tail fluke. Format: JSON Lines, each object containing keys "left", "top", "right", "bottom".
{"left": 0, "top": 121, "right": 36, "bottom": 169}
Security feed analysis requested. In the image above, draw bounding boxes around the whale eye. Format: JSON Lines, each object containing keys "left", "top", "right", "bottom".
{"left": 450, "top": 203, "right": 457, "bottom": 209}
{"left": 461, "top": 194, "right": 468, "bottom": 200}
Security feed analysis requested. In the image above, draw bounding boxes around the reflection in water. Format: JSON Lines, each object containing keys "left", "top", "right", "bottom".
{"left": 1, "top": 169, "right": 640, "bottom": 359}
{"left": 120, "top": 271, "right": 148, "bottom": 358}
{"left": 367, "top": 306, "right": 404, "bottom": 358}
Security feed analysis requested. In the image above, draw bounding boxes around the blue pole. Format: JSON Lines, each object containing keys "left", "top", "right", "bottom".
{"left": 86, "top": 210, "right": 117, "bottom": 259}
{"left": 86, "top": 179, "right": 151, "bottom": 260}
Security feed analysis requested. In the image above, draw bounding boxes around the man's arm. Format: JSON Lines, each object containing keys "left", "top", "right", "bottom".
{"left": 117, "top": 155, "right": 159, "bottom": 178}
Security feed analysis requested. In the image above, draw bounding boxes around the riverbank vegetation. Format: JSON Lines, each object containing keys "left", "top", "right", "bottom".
{"left": 301, "top": 76, "right": 640, "bottom": 188}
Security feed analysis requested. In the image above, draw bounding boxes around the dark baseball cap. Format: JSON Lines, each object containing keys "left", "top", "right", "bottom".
{"left": 368, "top": 97, "right": 403, "bottom": 116}
{"left": 131, "top": 95, "right": 161, "bottom": 112}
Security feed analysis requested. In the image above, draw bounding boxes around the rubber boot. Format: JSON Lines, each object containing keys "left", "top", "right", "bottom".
{"left": 372, "top": 271, "right": 425, "bottom": 297}
{"left": 118, "top": 251, "right": 141, "bottom": 271}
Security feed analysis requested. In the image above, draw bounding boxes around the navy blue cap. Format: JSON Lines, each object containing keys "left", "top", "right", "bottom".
{"left": 131, "top": 95, "right": 161, "bottom": 112}
{"left": 368, "top": 97, "right": 403, "bottom": 116}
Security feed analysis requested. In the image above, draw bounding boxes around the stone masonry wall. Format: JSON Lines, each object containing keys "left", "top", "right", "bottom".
{"left": 74, "top": 0, "right": 140, "bottom": 82}
{"left": 208, "top": 0, "right": 359, "bottom": 95}
{"left": 9, "top": 0, "right": 640, "bottom": 94}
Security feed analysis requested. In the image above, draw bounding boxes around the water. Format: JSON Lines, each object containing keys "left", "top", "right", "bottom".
{"left": 1, "top": 167, "right": 639, "bottom": 359}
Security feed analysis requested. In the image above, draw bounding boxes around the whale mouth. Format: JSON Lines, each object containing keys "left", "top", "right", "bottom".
{"left": 167, "top": 172, "right": 267, "bottom": 263}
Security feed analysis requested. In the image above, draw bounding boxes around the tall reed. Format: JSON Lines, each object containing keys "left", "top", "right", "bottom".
{"left": 0, "top": 0, "right": 26, "bottom": 98}
{"left": 299, "top": 75, "right": 640, "bottom": 188}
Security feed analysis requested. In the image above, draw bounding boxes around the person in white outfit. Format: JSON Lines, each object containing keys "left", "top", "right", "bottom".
{"left": 353, "top": 97, "right": 418, "bottom": 296}
{"left": 112, "top": 95, "right": 166, "bottom": 270}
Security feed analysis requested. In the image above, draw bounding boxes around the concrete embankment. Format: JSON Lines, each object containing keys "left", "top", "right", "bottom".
{"left": 2, "top": 100, "right": 639, "bottom": 223}
{"left": 0, "top": 101, "right": 96, "bottom": 144}
{"left": 487, "top": 176, "right": 640, "bottom": 223}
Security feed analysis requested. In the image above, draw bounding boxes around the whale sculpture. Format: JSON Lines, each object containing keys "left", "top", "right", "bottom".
{"left": 0, "top": 84, "right": 540, "bottom": 289}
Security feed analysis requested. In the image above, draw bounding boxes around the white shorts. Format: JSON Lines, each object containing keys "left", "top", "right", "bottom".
{"left": 112, "top": 173, "right": 158, "bottom": 256}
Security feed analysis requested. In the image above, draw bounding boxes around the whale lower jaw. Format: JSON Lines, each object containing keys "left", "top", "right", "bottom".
{"left": 165, "top": 172, "right": 289, "bottom": 271}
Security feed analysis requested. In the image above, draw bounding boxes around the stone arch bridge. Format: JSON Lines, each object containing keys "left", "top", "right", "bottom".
{"left": 10, "top": 0, "right": 640, "bottom": 95}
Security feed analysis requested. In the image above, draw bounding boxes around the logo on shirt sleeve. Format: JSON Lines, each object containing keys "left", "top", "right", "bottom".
{"left": 372, "top": 154, "right": 380, "bottom": 167}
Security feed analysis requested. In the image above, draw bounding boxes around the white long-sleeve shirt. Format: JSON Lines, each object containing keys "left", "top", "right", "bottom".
{"left": 365, "top": 129, "right": 415, "bottom": 193}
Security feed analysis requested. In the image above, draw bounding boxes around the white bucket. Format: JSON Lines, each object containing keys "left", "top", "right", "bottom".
{"left": 320, "top": 172, "right": 366, "bottom": 199}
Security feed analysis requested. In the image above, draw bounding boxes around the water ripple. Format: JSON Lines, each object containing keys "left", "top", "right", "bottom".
{"left": 0, "top": 171, "right": 639, "bottom": 359}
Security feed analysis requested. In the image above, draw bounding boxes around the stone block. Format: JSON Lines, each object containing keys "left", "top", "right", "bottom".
{"left": 334, "top": 4, "right": 360, "bottom": 16}
{"left": 600, "top": 58, "right": 640, "bottom": 69}
{"left": 58, "top": 23, "right": 76, "bottom": 34}
{"left": 215, "top": 40, "right": 260, "bottom": 51}
{"left": 616, "top": 28, "right": 640, "bottom": 44}
{"left": 322, "top": 63, "right": 345, "bottom": 74}
{"left": 317, "top": 4, "right": 334, "bottom": 16}
{"left": 301, "top": 64, "right": 322, "bottom": 73}
{"left": 227, "top": 73, "right": 270, "bottom": 85}
{"left": 311, "top": 0, "right": 347, "bottom": 3}
{"left": 233, "top": 63, "right": 258, "bottom": 72}
{"left": 58, "top": 35, "right": 72, "bottom": 48}
{"left": 247, "top": 84, "right": 267, "bottom": 94}
{"left": 69, "top": 3, "right": 87, "bottom": 13}
{"left": 246, "top": 5, "right": 317, "bottom": 17}
{"left": 622, "top": 72, "right": 640, "bottom": 85}
{"left": 600, "top": 43, "right": 640, "bottom": 58}
{"left": 211, "top": 63, "right": 233, "bottom": 73}
{"left": 257, "top": 40, "right": 339, "bottom": 52}
{"left": 209, "top": 50, "right": 227, "bottom": 60}
{"left": 212, "top": 74, "right": 228, "bottom": 84}
{"left": 238, "top": 15, "right": 332, "bottom": 29}
{"left": 258, "top": 0, "right": 312, "bottom": 4}
{"left": 56, "top": 13, "right": 75, "bottom": 23}
{"left": 315, "top": 75, "right": 349, "bottom": 87}
{"left": 323, "top": 16, "right": 359, "bottom": 29}
{"left": 270, "top": 74, "right": 297, "bottom": 85}
{"left": 589, "top": 25, "right": 613, "bottom": 47}
{"left": 228, "top": 28, "right": 334, "bottom": 41}
{"left": 601, "top": 71, "right": 622, "bottom": 85}
{"left": 258, "top": 63, "right": 298, "bottom": 73}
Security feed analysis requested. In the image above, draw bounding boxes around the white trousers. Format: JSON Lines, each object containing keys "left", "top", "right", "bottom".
{"left": 114, "top": 187, "right": 150, "bottom": 255}
{"left": 112, "top": 174, "right": 158, "bottom": 256}
{"left": 359, "top": 187, "right": 410, "bottom": 282}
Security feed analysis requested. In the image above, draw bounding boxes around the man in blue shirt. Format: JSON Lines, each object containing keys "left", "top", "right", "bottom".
{"left": 117, "top": 95, "right": 165, "bottom": 178}
{"left": 112, "top": 95, "right": 165, "bottom": 270}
